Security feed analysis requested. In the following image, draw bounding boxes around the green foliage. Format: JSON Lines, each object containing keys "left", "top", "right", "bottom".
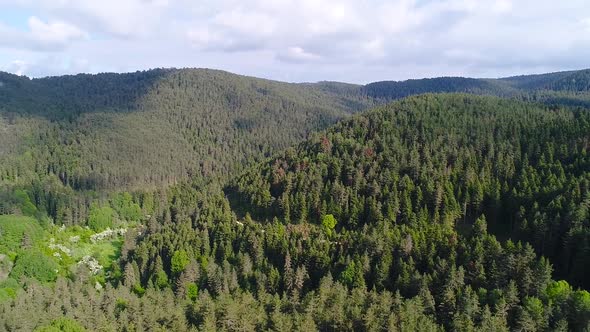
{"left": 132, "top": 283, "right": 145, "bottom": 296}
{"left": 364, "top": 69, "right": 590, "bottom": 106}
{"left": 187, "top": 283, "right": 198, "bottom": 302}
{"left": 523, "top": 296, "right": 545, "bottom": 321}
{"left": 0, "top": 215, "right": 44, "bottom": 253}
{"left": 340, "top": 261, "right": 365, "bottom": 288}
{"left": 0, "top": 278, "right": 19, "bottom": 302}
{"left": 171, "top": 250, "right": 189, "bottom": 276}
{"left": 232, "top": 93, "right": 590, "bottom": 293}
{"left": 155, "top": 270, "right": 169, "bottom": 289}
{"left": 115, "top": 298, "right": 128, "bottom": 311}
{"left": 573, "top": 290, "right": 590, "bottom": 313}
{"left": 546, "top": 280, "right": 572, "bottom": 303}
{"left": 0, "top": 286, "right": 17, "bottom": 302}
{"left": 0, "top": 213, "right": 123, "bottom": 287}
{"left": 472, "top": 215, "right": 487, "bottom": 237}
{"left": 35, "top": 317, "right": 86, "bottom": 332}
{"left": 12, "top": 190, "right": 38, "bottom": 217}
{"left": 152, "top": 255, "right": 168, "bottom": 289}
{"left": 10, "top": 249, "right": 58, "bottom": 283}
{"left": 363, "top": 76, "right": 501, "bottom": 100}
{"left": 4, "top": 68, "right": 590, "bottom": 227}
{"left": 572, "top": 290, "right": 590, "bottom": 330}
{"left": 321, "top": 214, "right": 337, "bottom": 237}
{"left": 0, "top": 68, "right": 374, "bottom": 217}
{"left": 87, "top": 205, "right": 114, "bottom": 231}
{"left": 2, "top": 73, "right": 590, "bottom": 331}
{"left": 224, "top": 94, "right": 590, "bottom": 330}
{"left": 112, "top": 192, "right": 142, "bottom": 222}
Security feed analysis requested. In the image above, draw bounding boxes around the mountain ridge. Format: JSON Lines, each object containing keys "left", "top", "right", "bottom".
{"left": 2, "top": 67, "right": 590, "bottom": 223}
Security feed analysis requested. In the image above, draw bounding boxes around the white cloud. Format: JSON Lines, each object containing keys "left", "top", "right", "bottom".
{"left": 214, "top": 9, "right": 277, "bottom": 38}
{"left": 1, "top": 55, "right": 90, "bottom": 77}
{"left": 28, "top": 16, "right": 87, "bottom": 46}
{"left": 185, "top": 8, "right": 276, "bottom": 52}
{"left": 492, "top": 0, "right": 512, "bottom": 13}
{"left": 277, "top": 46, "right": 321, "bottom": 63}
{"left": 0, "top": 0, "right": 589, "bottom": 82}
{"left": 3, "top": 59, "right": 27, "bottom": 75}
{"left": 361, "top": 38, "right": 386, "bottom": 59}
{"left": 20, "top": 0, "right": 169, "bottom": 38}
{"left": 0, "top": 15, "right": 86, "bottom": 51}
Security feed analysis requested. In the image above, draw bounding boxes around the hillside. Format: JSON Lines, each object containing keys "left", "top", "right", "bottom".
{"left": 0, "top": 69, "right": 374, "bottom": 189}
{"left": 361, "top": 76, "right": 516, "bottom": 99}
{"left": 362, "top": 69, "right": 590, "bottom": 107}
{"left": 2, "top": 67, "right": 590, "bottom": 227}
{"left": 499, "top": 69, "right": 590, "bottom": 91}
{"left": 0, "top": 69, "right": 378, "bottom": 223}
{"left": 227, "top": 94, "right": 590, "bottom": 329}
{"left": 232, "top": 93, "right": 590, "bottom": 287}
{"left": 2, "top": 94, "right": 590, "bottom": 330}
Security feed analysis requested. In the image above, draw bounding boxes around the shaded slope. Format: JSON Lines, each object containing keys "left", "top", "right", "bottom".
{"left": 0, "top": 69, "right": 170, "bottom": 120}
{"left": 499, "top": 69, "right": 590, "bottom": 91}
{"left": 361, "top": 68, "right": 590, "bottom": 107}
{"left": 361, "top": 76, "right": 516, "bottom": 100}
{"left": 0, "top": 69, "right": 375, "bottom": 193}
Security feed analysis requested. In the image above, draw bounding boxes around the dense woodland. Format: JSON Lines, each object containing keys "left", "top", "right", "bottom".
{"left": 0, "top": 69, "right": 375, "bottom": 224}
{"left": 1, "top": 69, "right": 590, "bottom": 331}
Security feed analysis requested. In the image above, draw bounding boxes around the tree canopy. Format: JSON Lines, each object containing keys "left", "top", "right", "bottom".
{"left": 2, "top": 68, "right": 590, "bottom": 330}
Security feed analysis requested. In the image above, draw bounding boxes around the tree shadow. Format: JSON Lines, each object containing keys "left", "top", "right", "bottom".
{"left": 0, "top": 69, "right": 175, "bottom": 121}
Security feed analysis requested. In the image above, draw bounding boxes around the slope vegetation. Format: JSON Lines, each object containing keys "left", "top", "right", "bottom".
{"left": 2, "top": 68, "right": 590, "bottom": 225}
{"left": 0, "top": 69, "right": 377, "bottom": 223}
{"left": 3, "top": 94, "right": 590, "bottom": 331}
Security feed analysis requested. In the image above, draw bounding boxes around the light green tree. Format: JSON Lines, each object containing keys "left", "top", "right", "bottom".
{"left": 171, "top": 250, "right": 190, "bottom": 276}
{"left": 88, "top": 204, "right": 115, "bottom": 231}
{"left": 321, "top": 214, "right": 337, "bottom": 237}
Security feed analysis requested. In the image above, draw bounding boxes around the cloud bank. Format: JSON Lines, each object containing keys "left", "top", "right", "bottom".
{"left": 0, "top": 0, "right": 588, "bottom": 82}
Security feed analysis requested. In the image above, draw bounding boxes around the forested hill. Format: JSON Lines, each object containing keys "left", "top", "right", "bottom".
{"left": 362, "top": 69, "right": 590, "bottom": 107}
{"left": 1, "top": 67, "right": 590, "bottom": 225}
{"left": 2, "top": 94, "right": 590, "bottom": 330}
{"left": 361, "top": 77, "right": 515, "bottom": 99}
{"left": 0, "top": 69, "right": 375, "bottom": 192}
{"left": 499, "top": 69, "right": 590, "bottom": 91}
{"left": 0, "top": 69, "right": 373, "bottom": 120}
{"left": 226, "top": 94, "right": 590, "bottom": 330}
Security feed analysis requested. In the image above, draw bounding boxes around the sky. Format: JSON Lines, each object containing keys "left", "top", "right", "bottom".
{"left": 0, "top": 0, "right": 589, "bottom": 83}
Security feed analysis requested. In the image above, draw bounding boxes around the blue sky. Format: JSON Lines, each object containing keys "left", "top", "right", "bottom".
{"left": 0, "top": 0, "right": 589, "bottom": 83}
{"left": 1, "top": 6, "right": 28, "bottom": 29}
